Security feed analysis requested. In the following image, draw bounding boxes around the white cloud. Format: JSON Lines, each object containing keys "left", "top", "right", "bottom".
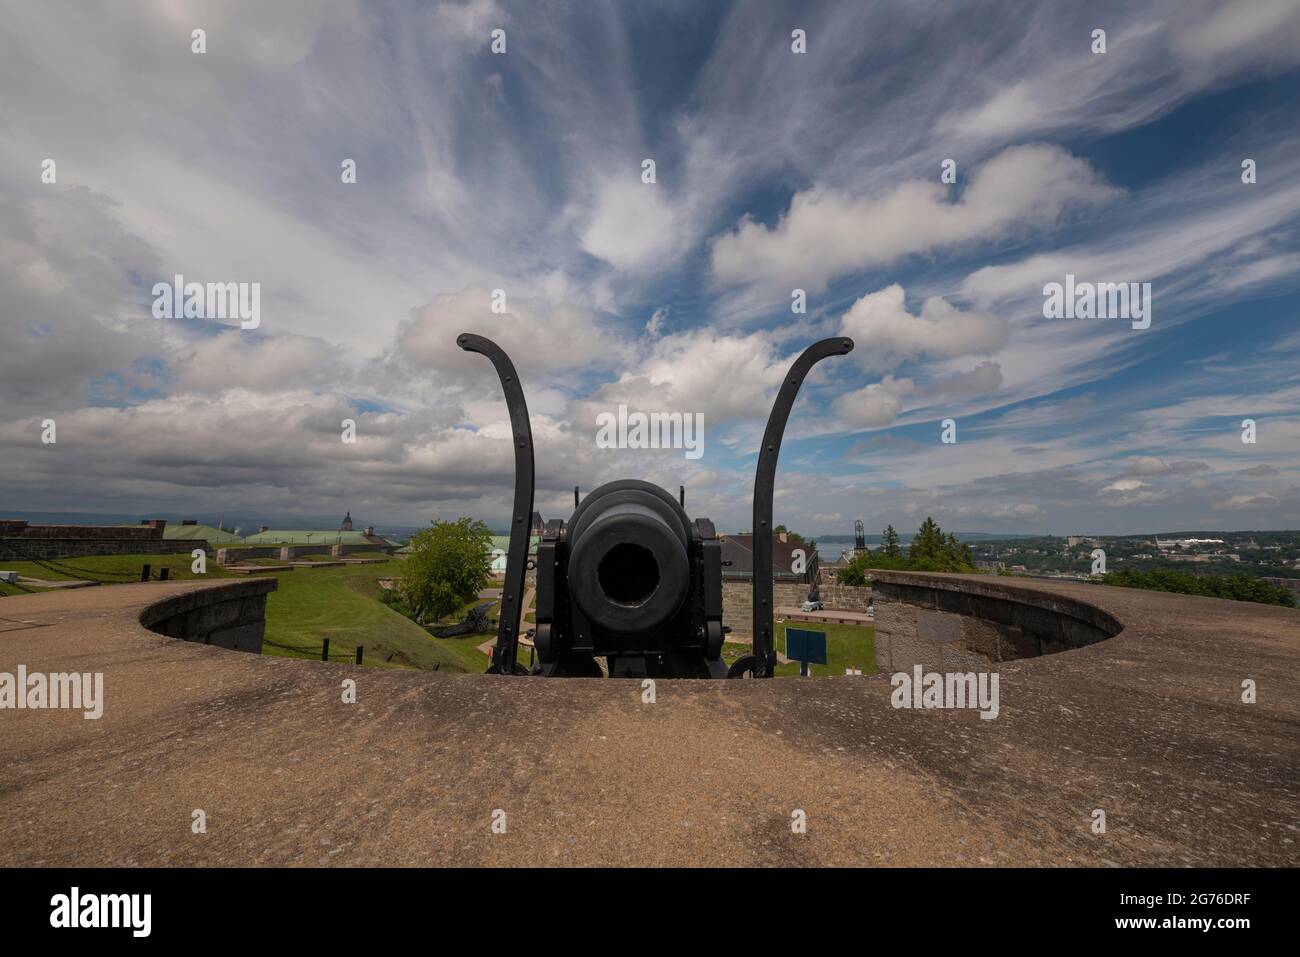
{"left": 388, "top": 288, "right": 621, "bottom": 379}
{"left": 838, "top": 284, "right": 1008, "bottom": 374}
{"left": 832, "top": 375, "right": 915, "bottom": 428}
{"left": 579, "top": 177, "right": 689, "bottom": 273}
{"left": 709, "top": 144, "right": 1119, "bottom": 292}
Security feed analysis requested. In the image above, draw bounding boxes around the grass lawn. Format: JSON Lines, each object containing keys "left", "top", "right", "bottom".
{"left": 0, "top": 552, "right": 235, "bottom": 596}
{"left": 698, "top": 621, "right": 876, "bottom": 676}
{"left": 773, "top": 620, "right": 876, "bottom": 677}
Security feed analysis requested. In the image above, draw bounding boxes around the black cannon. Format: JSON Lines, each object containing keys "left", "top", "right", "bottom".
{"left": 458, "top": 332, "right": 853, "bottom": 678}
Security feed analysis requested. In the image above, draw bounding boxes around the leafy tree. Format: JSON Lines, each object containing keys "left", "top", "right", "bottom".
{"left": 398, "top": 517, "right": 494, "bottom": 622}
{"left": 882, "top": 524, "right": 901, "bottom": 557}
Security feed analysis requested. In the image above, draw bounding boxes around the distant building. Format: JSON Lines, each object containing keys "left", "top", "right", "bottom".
{"left": 341, "top": 511, "right": 354, "bottom": 532}
{"left": 241, "top": 524, "right": 397, "bottom": 549}
{"left": 487, "top": 534, "right": 541, "bottom": 573}
{"left": 718, "top": 532, "right": 814, "bottom": 583}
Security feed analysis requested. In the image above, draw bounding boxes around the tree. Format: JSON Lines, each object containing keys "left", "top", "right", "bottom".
{"left": 398, "top": 517, "right": 494, "bottom": 622}
{"left": 908, "top": 517, "right": 945, "bottom": 562}
{"left": 838, "top": 517, "right": 975, "bottom": 581}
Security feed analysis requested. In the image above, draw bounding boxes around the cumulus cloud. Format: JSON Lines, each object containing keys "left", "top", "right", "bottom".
{"left": 579, "top": 329, "right": 789, "bottom": 426}
{"left": 832, "top": 375, "right": 915, "bottom": 428}
{"left": 176, "top": 333, "right": 344, "bottom": 394}
{"left": 579, "top": 177, "right": 689, "bottom": 273}
{"left": 1100, "top": 478, "right": 1170, "bottom": 506}
{"left": 838, "top": 284, "right": 1008, "bottom": 374}
{"left": 387, "top": 288, "right": 621, "bottom": 379}
{"left": 709, "top": 144, "right": 1119, "bottom": 292}
{"left": 934, "top": 360, "right": 1003, "bottom": 398}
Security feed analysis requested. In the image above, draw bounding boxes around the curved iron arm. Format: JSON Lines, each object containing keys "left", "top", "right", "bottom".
{"left": 751, "top": 336, "right": 854, "bottom": 676}
{"left": 457, "top": 333, "right": 535, "bottom": 674}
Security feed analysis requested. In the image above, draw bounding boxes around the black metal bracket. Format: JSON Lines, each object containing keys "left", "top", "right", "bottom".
{"left": 457, "top": 333, "right": 535, "bottom": 675}
{"left": 751, "top": 336, "right": 854, "bottom": 676}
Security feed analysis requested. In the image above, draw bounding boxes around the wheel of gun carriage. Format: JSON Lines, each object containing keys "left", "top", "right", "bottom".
{"left": 726, "top": 653, "right": 764, "bottom": 678}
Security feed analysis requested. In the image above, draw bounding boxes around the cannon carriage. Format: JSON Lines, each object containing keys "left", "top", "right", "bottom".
{"left": 457, "top": 332, "right": 853, "bottom": 678}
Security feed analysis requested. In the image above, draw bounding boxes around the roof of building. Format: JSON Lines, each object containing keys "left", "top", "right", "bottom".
{"left": 161, "top": 523, "right": 243, "bottom": 544}
{"left": 719, "top": 533, "right": 811, "bottom": 580}
{"left": 240, "top": 529, "right": 396, "bottom": 547}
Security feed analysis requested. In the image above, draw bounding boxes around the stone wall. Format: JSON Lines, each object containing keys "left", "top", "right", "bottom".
{"left": 870, "top": 572, "right": 1121, "bottom": 674}
{"left": 817, "top": 582, "right": 873, "bottom": 611}
{"left": 139, "top": 579, "right": 277, "bottom": 653}
{"left": 216, "top": 546, "right": 281, "bottom": 564}
{"left": 0, "top": 519, "right": 206, "bottom": 560}
{"left": 1, "top": 537, "right": 201, "bottom": 560}
{"left": 0, "top": 519, "right": 165, "bottom": 540}
{"left": 278, "top": 545, "right": 333, "bottom": 560}
{"left": 330, "top": 543, "right": 394, "bottom": 557}
{"left": 723, "top": 581, "right": 808, "bottom": 635}
{"left": 721, "top": 579, "right": 873, "bottom": 631}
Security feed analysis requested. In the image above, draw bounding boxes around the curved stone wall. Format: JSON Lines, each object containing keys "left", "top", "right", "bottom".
{"left": 869, "top": 571, "right": 1123, "bottom": 673}
{"left": 138, "top": 578, "right": 277, "bottom": 653}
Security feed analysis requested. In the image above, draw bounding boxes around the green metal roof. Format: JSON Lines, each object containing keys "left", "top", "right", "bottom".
{"left": 240, "top": 530, "right": 393, "bottom": 546}
{"left": 161, "top": 524, "right": 244, "bottom": 544}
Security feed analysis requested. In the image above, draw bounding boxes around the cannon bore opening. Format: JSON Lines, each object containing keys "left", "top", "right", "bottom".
{"left": 598, "top": 543, "right": 660, "bottom": 606}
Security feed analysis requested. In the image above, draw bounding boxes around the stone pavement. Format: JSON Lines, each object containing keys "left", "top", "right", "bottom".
{"left": 1, "top": 575, "right": 1297, "bottom": 866}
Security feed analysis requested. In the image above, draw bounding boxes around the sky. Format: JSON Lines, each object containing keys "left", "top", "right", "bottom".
{"left": 1, "top": 0, "right": 1299, "bottom": 537}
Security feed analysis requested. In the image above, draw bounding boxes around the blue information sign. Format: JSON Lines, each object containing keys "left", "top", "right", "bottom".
{"left": 785, "top": 628, "right": 828, "bottom": 675}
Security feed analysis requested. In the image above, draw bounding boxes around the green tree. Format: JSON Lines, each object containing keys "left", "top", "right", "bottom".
{"left": 908, "top": 517, "right": 945, "bottom": 562}
{"left": 398, "top": 517, "right": 494, "bottom": 622}
{"left": 882, "top": 524, "right": 901, "bottom": 557}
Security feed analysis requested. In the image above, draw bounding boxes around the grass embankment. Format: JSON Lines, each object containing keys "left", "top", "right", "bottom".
{"left": 261, "top": 561, "right": 499, "bottom": 672}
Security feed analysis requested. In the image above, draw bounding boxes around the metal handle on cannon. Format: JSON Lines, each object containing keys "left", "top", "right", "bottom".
{"left": 456, "top": 333, "right": 534, "bottom": 675}
{"left": 747, "top": 336, "right": 855, "bottom": 677}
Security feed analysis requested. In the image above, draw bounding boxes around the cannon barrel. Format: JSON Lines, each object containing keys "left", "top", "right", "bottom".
{"left": 567, "top": 486, "right": 690, "bottom": 635}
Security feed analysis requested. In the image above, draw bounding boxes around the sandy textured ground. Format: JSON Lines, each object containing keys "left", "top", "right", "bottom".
{"left": 1, "top": 575, "right": 1296, "bottom": 866}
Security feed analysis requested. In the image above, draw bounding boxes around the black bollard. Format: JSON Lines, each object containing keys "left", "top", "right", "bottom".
{"left": 355, "top": 646, "right": 363, "bottom": 665}
{"left": 140, "top": 564, "right": 151, "bottom": 582}
{"left": 321, "top": 637, "right": 330, "bottom": 662}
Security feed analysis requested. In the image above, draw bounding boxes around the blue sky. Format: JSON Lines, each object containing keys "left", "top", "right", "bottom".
{"left": 1, "top": 0, "right": 1298, "bottom": 535}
